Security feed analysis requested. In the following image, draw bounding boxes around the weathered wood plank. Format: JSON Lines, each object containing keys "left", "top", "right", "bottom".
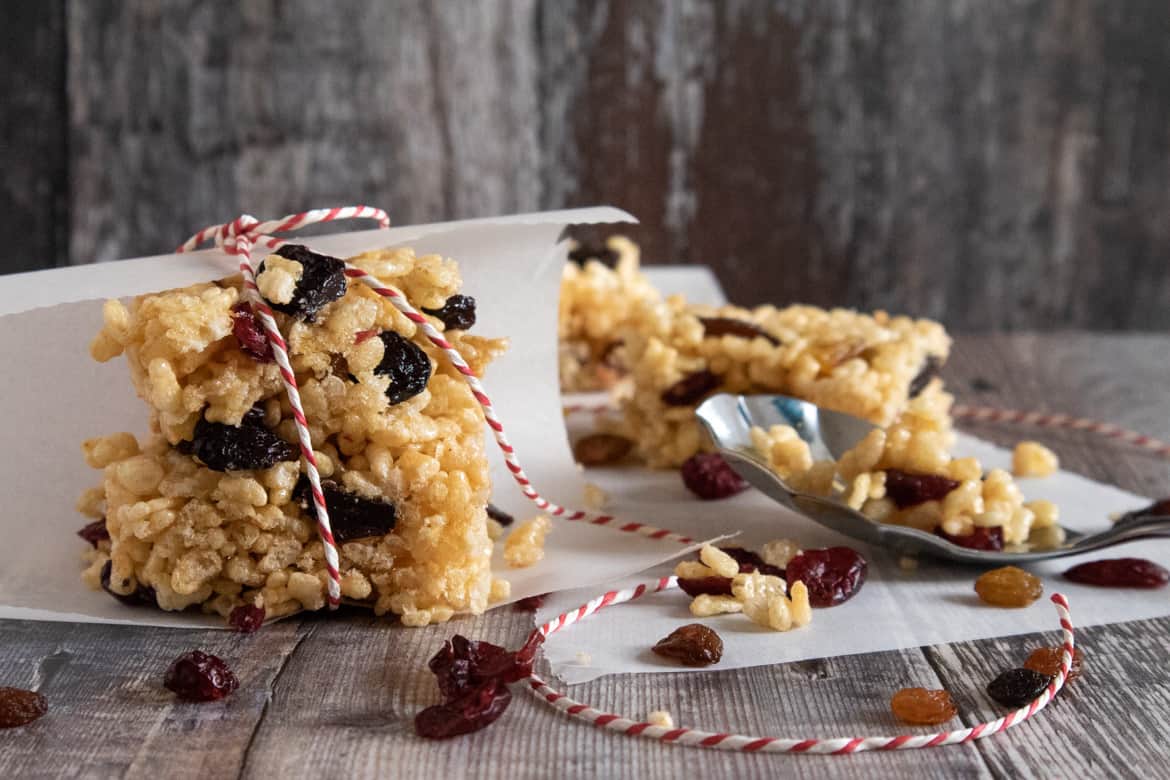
{"left": 0, "top": 1, "right": 68, "bottom": 273}
{"left": 10, "top": 0, "right": 1157, "bottom": 331}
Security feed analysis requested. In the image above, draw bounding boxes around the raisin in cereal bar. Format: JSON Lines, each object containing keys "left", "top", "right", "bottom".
{"left": 558, "top": 237, "right": 659, "bottom": 392}
{"left": 621, "top": 296, "right": 952, "bottom": 467}
{"left": 78, "top": 244, "right": 508, "bottom": 626}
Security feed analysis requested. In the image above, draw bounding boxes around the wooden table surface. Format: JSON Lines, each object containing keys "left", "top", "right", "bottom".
{"left": 2, "top": 332, "right": 1168, "bottom": 779}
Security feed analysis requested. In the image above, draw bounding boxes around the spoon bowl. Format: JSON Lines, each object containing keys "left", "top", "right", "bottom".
{"left": 695, "top": 393, "right": 1170, "bottom": 564}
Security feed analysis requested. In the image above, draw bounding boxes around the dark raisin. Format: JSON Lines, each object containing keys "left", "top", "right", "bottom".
{"left": 415, "top": 678, "right": 512, "bottom": 740}
{"left": 184, "top": 416, "right": 298, "bottom": 472}
{"left": 300, "top": 480, "right": 396, "bottom": 543}
{"left": 1063, "top": 558, "right": 1170, "bottom": 589}
{"left": 986, "top": 667, "right": 1051, "bottom": 708}
{"left": 970, "top": 376, "right": 999, "bottom": 393}
{"left": 0, "top": 687, "right": 48, "bottom": 729}
{"left": 487, "top": 504, "right": 514, "bottom": 527}
{"left": 423, "top": 295, "right": 476, "bottom": 331}
{"left": 228, "top": 604, "right": 265, "bottom": 633}
{"left": 884, "top": 468, "right": 960, "bottom": 509}
{"left": 567, "top": 243, "right": 618, "bottom": 267}
{"left": 652, "top": 623, "right": 723, "bottom": 667}
{"left": 680, "top": 453, "right": 748, "bottom": 500}
{"left": 374, "top": 331, "right": 432, "bottom": 404}
{"left": 100, "top": 561, "right": 156, "bottom": 608}
{"left": 661, "top": 370, "right": 721, "bottom": 406}
{"left": 513, "top": 594, "right": 547, "bottom": 612}
{"left": 1118, "top": 498, "right": 1170, "bottom": 523}
{"left": 573, "top": 433, "right": 633, "bottom": 466}
{"left": 784, "top": 547, "right": 868, "bottom": 607}
{"left": 699, "top": 317, "right": 780, "bottom": 345}
{"left": 77, "top": 518, "right": 109, "bottom": 548}
{"left": 677, "top": 576, "right": 734, "bottom": 598}
{"left": 936, "top": 525, "right": 1004, "bottom": 551}
{"left": 260, "top": 244, "right": 347, "bottom": 321}
{"left": 230, "top": 302, "right": 274, "bottom": 362}
{"left": 909, "top": 356, "right": 943, "bottom": 398}
{"left": 163, "top": 651, "right": 239, "bottom": 702}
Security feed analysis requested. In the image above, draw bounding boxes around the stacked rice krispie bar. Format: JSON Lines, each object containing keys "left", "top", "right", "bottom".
{"left": 621, "top": 296, "right": 952, "bottom": 467}
{"left": 558, "top": 237, "right": 659, "bottom": 392}
{"left": 78, "top": 244, "right": 508, "bottom": 625}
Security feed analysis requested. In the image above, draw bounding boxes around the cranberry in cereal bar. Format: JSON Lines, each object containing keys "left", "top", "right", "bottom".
{"left": 77, "top": 244, "right": 508, "bottom": 626}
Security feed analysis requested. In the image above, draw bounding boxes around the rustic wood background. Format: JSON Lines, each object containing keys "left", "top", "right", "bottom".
{"left": 4, "top": 0, "right": 1170, "bottom": 331}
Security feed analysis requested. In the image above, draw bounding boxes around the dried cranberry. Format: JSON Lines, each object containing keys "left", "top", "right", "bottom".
{"left": 415, "top": 678, "right": 512, "bottom": 740}
{"left": 374, "top": 331, "right": 432, "bottom": 404}
{"left": 936, "top": 525, "right": 1004, "bottom": 551}
{"left": 77, "top": 519, "right": 109, "bottom": 548}
{"left": 884, "top": 469, "right": 960, "bottom": 509}
{"left": 661, "top": 370, "right": 721, "bottom": 406}
{"left": 1063, "top": 558, "right": 1170, "bottom": 589}
{"left": 100, "top": 561, "right": 156, "bottom": 608}
{"left": 699, "top": 317, "right": 780, "bottom": 345}
{"left": 909, "top": 356, "right": 943, "bottom": 398}
{"left": 652, "top": 624, "right": 723, "bottom": 667}
{"left": 228, "top": 604, "right": 266, "bottom": 633}
{"left": 568, "top": 243, "right": 618, "bottom": 267}
{"left": 261, "top": 244, "right": 347, "bottom": 321}
{"left": 784, "top": 547, "right": 868, "bottom": 607}
{"left": 680, "top": 453, "right": 748, "bottom": 500}
{"left": 513, "top": 594, "right": 547, "bottom": 612}
{"left": 230, "top": 302, "right": 274, "bottom": 362}
{"left": 423, "top": 295, "right": 476, "bottom": 331}
{"left": 1118, "top": 498, "right": 1170, "bottom": 523}
{"left": 986, "top": 667, "right": 1050, "bottom": 708}
{"left": 677, "top": 576, "right": 734, "bottom": 598}
{"left": 487, "top": 503, "right": 514, "bottom": 527}
{"left": 163, "top": 650, "right": 239, "bottom": 702}
{"left": 300, "top": 480, "right": 396, "bottom": 543}
{"left": 0, "top": 687, "right": 47, "bottom": 728}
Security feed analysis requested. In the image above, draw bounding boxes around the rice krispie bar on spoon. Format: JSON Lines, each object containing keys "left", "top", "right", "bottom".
{"left": 77, "top": 244, "right": 508, "bottom": 626}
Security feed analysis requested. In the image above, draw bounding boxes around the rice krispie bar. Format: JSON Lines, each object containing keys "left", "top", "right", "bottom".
{"left": 621, "top": 296, "right": 952, "bottom": 467}
{"left": 77, "top": 244, "right": 508, "bottom": 626}
{"left": 558, "top": 237, "right": 659, "bottom": 392}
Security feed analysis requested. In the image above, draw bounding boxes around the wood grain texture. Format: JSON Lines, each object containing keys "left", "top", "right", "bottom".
{"left": 5, "top": 0, "right": 1170, "bottom": 330}
{"left": 1, "top": 331, "right": 1168, "bottom": 779}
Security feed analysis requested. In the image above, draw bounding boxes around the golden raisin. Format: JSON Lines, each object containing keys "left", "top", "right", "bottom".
{"left": 974, "top": 566, "right": 1043, "bottom": 607}
{"left": 890, "top": 687, "right": 957, "bottom": 725}
{"left": 1024, "top": 646, "right": 1084, "bottom": 683}
{"left": 573, "top": 433, "right": 633, "bottom": 466}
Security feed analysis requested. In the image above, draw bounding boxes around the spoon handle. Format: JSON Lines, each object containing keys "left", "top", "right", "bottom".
{"left": 1075, "top": 514, "right": 1170, "bottom": 551}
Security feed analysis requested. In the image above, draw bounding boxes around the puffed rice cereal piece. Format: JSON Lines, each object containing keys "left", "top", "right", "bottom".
{"left": 504, "top": 515, "right": 552, "bottom": 569}
{"left": 1012, "top": 441, "right": 1059, "bottom": 478}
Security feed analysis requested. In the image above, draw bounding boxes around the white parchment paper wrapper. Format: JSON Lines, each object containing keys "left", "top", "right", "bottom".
{"left": 544, "top": 270, "right": 1169, "bottom": 684}
{"left": 0, "top": 208, "right": 718, "bottom": 627}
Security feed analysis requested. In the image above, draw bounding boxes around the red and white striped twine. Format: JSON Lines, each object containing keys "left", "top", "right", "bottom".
{"left": 525, "top": 579, "right": 1077, "bottom": 754}
{"left": 177, "top": 208, "right": 698, "bottom": 601}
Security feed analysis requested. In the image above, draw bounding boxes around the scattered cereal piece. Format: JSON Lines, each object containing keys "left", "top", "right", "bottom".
{"left": 1012, "top": 441, "right": 1059, "bottom": 478}
{"left": 489, "top": 578, "right": 512, "bottom": 603}
{"left": 674, "top": 560, "right": 718, "bottom": 580}
{"left": 760, "top": 538, "right": 801, "bottom": 570}
{"left": 574, "top": 651, "right": 592, "bottom": 666}
{"left": 583, "top": 482, "right": 609, "bottom": 510}
{"left": 647, "top": 709, "right": 675, "bottom": 728}
{"left": 1025, "top": 499, "right": 1059, "bottom": 529}
{"left": 504, "top": 515, "right": 552, "bottom": 569}
{"left": 699, "top": 544, "right": 740, "bottom": 578}
{"left": 689, "top": 594, "right": 743, "bottom": 617}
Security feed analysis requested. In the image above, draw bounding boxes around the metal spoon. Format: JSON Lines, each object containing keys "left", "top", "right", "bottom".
{"left": 694, "top": 393, "right": 1170, "bottom": 564}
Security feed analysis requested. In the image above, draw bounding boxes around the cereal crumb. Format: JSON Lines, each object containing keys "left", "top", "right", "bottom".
{"left": 689, "top": 594, "right": 743, "bottom": 617}
{"left": 674, "top": 559, "right": 717, "bottom": 579}
{"left": 761, "top": 538, "right": 802, "bottom": 569}
{"left": 699, "top": 544, "right": 740, "bottom": 578}
{"left": 647, "top": 710, "right": 674, "bottom": 728}
{"left": 1012, "top": 441, "right": 1059, "bottom": 478}
{"left": 583, "top": 482, "right": 609, "bottom": 510}
{"left": 574, "top": 651, "right": 592, "bottom": 666}
{"left": 504, "top": 515, "right": 552, "bottom": 568}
